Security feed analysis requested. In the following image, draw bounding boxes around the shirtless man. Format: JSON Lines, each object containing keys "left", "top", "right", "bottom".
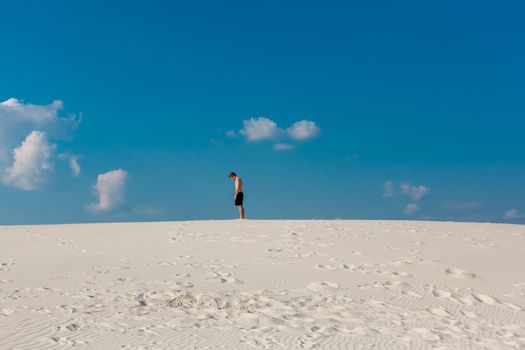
{"left": 228, "top": 172, "right": 245, "bottom": 219}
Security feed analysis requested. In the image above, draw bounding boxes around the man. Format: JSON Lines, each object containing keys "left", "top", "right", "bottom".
{"left": 228, "top": 172, "right": 245, "bottom": 219}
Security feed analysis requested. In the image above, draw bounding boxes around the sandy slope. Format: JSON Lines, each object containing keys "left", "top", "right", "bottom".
{"left": 0, "top": 220, "right": 524, "bottom": 349}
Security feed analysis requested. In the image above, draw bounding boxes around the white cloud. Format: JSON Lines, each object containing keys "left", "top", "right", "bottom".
{"left": 69, "top": 156, "right": 81, "bottom": 176}
{"left": 287, "top": 120, "right": 320, "bottom": 140}
{"left": 503, "top": 209, "right": 523, "bottom": 220}
{"left": 404, "top": 203, "right": 419, "bottom": 215}
{"left": 2, "top": 131, "right": 55, "bottom": 190}
{"left": 0, "top": 98, "right": 63, "bottom": 124}
{"left": 273, "top": 143, "right": 294, "bottom": 151}
{"left": 236, "top": 117, "right": 321, "bottom": 151}
{"left": 225, "top": 130, "right": 237, "bottom": 138}
{"left": 400, "top": 182, "right": 430, "bottom": 201}
{"left": 383, "top": 180, "right": 394, "bottom": 198}
{"left": 0, "top": 98, "right": 80, "bottom": 188}
{"left": 0, "top": 98, "right": 78, "bottom": 150}
{"left": 235, "top": 117, "right": 320, "bottom": 150}
{"left": 240, "top": 117, "right": 279, "bottom": 141}
{"left": 88, "top": 169, "right": 128, "bottom": 213}
{"left": 58, "top": 153, "right": 81, "bottom": 176}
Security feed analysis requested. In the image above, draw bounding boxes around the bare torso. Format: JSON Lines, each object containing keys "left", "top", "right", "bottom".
{"left": 235, "top": 176, "right": 243, "bottom": 194}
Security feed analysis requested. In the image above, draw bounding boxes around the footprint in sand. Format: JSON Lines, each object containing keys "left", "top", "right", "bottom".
{"left": 56, "top": 323, "right": 81, "bottom": 332}
{"left": 471, "top": 293, "right": 522, "bottom": 311}
{"left": 315, "top": 264, "right": 337, "bottom": 270}
{"left": 50, "top": 337, "right": 90, "bottom": 346}
{"left": 341, "top": 263, "right": 368, "bottom": 274}
{"left": 472, "top": 292, "right": 498, "bottom": 305}
{"left": 171, "top": 273, "right": 191, "bottom": 279}
{"left": 0, "top": 258, "right": 16, "bottom": 271}
{"left": 33, "top": 306, "right": 52, "bottom": 314}
{"left": 430, "top": 287, "right": 452, "bottom": 299}
{"left": 116, "top": 277, "right": 135, "bottom": 282}
{"left": 293, "top": 251, "right": 326, "bottom": 259}
{"left": 306, "top": 281, "right": 339, "bottom": 292}
{"left": 392, "top": 271, "right": 412, "bottom": 277}
{"left": 151, "top": 261, "right": 178, "bottom": 267}
{"left": 419, "top": 258, "right": 441, "bottom": 265}
{"left": 427, "top": 285, "right": 474, "bottom": 305}
{"left": 0, "top": 308, "right": 15, "bottom": 316}
{"left": 445, "top": 268, "right": 477, "bottom": 279}
{"left": 241, "top": 335, "right": 283, "bottom": 349}
{"left": 265, "top": 248, "right": 283, "bottom": 253}
{"left": 363, "top": 280, "right": 412, "bottom": 291}
{"left": 205, "top": 271, "right": 244, "bottom": 284}
{"left": 177, "top": 255, "right": 193, "bottom": 260}
{"left": 428, "top": 284, "right": 522, "bottom": 311}
{"left": 390, "top": 259, "right": 415, "bottom": 267}
{"left": 428, "top": 307, "right": 450, "bottom": 317}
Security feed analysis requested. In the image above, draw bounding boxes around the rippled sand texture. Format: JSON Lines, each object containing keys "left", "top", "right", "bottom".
{"left": 1, "top": 220, "right": 525, "bottom": 349}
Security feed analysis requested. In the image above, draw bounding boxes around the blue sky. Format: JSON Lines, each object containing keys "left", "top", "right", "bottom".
{"left": 0, "top": 0, "right": 524, "bottom": 224}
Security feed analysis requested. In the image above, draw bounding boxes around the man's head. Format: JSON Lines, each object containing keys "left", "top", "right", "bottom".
{"left": 228, "top": 172, "right": 237, "bottom": 179}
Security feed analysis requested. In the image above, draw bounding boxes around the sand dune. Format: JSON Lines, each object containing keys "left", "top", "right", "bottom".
{"left": 0, "top": 220, "right": 524, "bottom": 349}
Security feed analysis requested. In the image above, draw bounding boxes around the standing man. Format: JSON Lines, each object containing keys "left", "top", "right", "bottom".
{"left": 228, "top": 172, "right": 245, "bottom": 219}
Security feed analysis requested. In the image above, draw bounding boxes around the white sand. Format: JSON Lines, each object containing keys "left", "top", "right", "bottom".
{"left": 1, "top": 220, "right": 524, "bottom": 349}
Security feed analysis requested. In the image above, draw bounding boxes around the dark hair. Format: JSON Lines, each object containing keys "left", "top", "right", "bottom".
{"left": 228, "top": 172, "right": 237, "bottom": 178}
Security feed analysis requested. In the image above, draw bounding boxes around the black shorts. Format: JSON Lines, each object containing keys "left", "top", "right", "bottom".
{"left": 234, "top": 192, "right": 244, "bottom": 206}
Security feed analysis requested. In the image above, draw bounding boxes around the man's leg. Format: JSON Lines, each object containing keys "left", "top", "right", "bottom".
{"left": 239, "top": 206, "right": 245, "bottom": 219}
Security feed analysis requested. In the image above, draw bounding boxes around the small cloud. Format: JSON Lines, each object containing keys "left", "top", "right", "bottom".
{"left": 287, "top": 120, "right": 320, "bottom": 141}
{"left": 234, "top": 117, "right": 321, "bottom": 149}
{"left": 2, "top": 131, "right": 55, "bottom": 190}
{"left": 225, "top": 130, "right": 237, "bottom": 138}
{"left": 273, "top": 143, "right": 294, "bottom": 151}
{"left": 88, "top": 169, "right": 128, "bottom": 213}
{"left": 240, "top": 117, "right": 279, "bottom": 141}
{"left": 503, "top": 208, "right": 523, "bottom": 220}
{"left": 382, "top": 180, "right": 429, "bottom": 201}
{"left": 404, "top": 203, "right": 419, "bottom": 215}
{"left": 68, "top": 156, "right": 81, "bottom": 176}
{"left": 400, "top": 182, "right": 430, "bottom": 201}
{"left": 383, "top": 180, "right": 394, "bottom": 198}
{"left": 59, "top": 153, "right": 81, "bottom": 176}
